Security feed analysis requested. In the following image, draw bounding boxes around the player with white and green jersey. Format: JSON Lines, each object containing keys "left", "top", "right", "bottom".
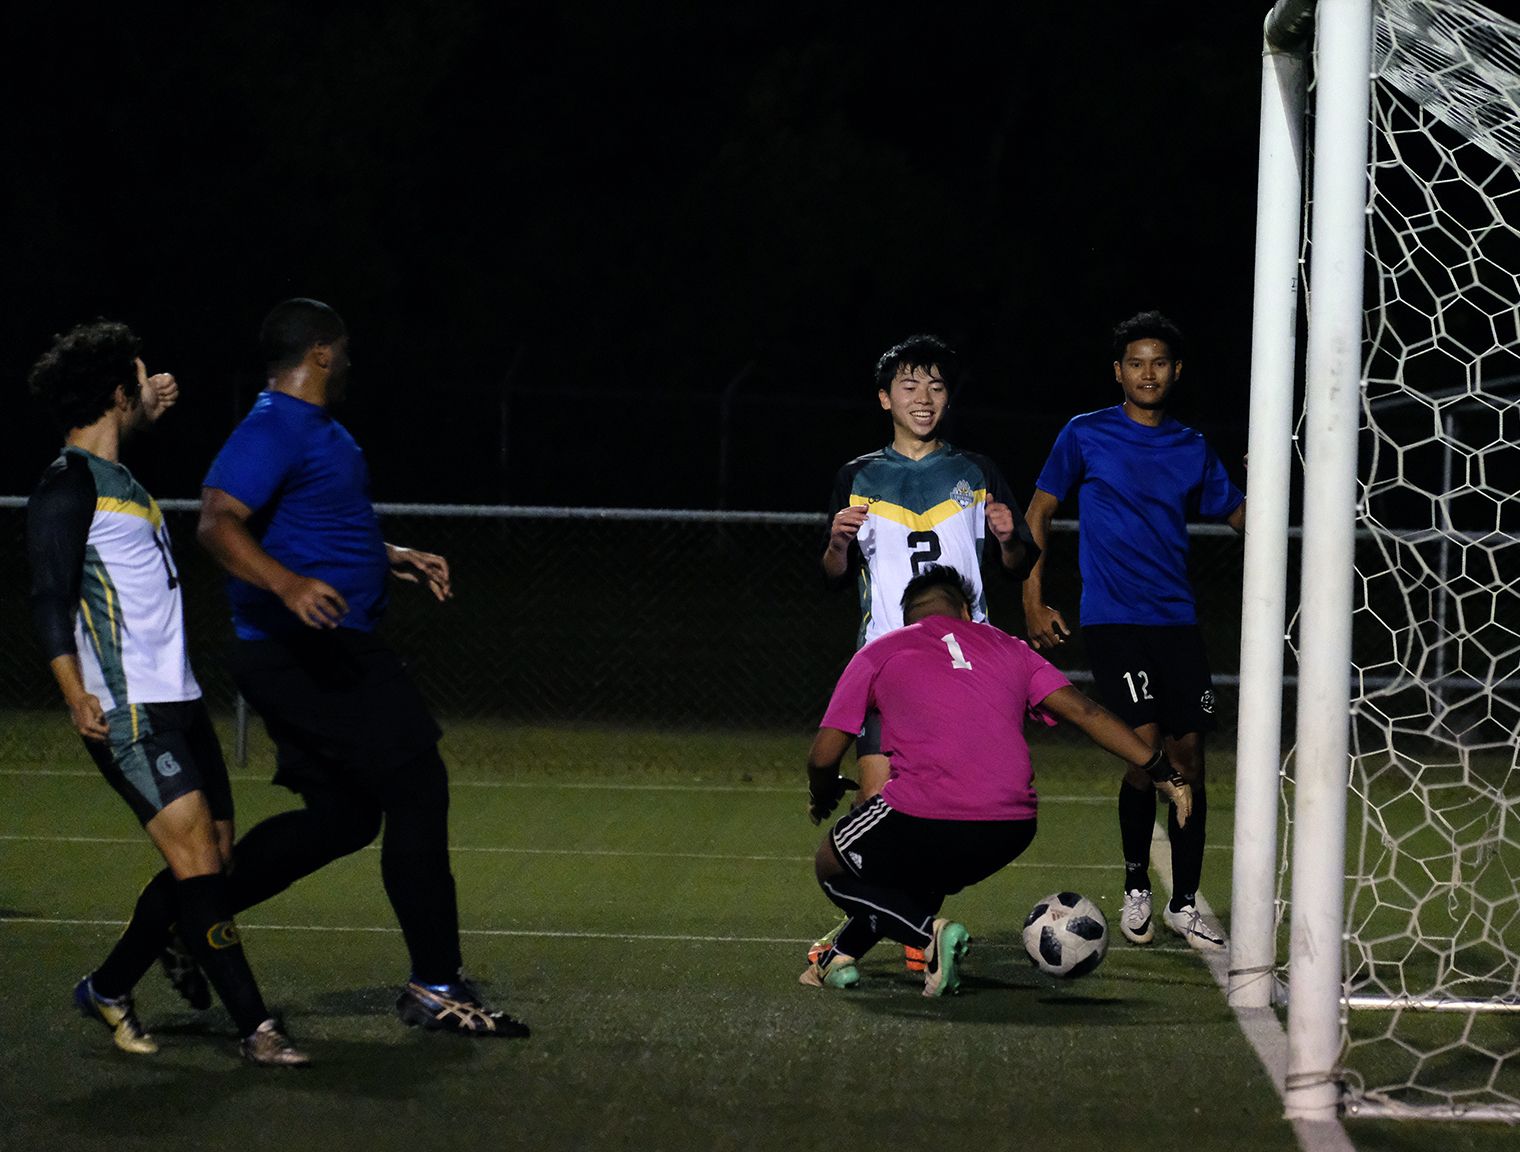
{"left": 26, "top": 320, "right": 305, "bottom": 1066}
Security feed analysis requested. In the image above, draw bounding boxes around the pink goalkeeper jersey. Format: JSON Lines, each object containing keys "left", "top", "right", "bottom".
{"left": 820, "top": 615, "right": 1071, "bottom": 821}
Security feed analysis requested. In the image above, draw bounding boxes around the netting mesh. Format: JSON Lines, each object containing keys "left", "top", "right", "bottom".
{"left": 1283, "top": 0, "right": 1520, "bottom": 1118}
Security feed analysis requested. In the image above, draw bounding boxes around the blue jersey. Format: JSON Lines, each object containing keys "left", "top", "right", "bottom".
{"left": 203, "top": 391, "right": 389, "bottom": 640}
{"left": 1034, "top": 406, "right": 1242, "bottom": 627}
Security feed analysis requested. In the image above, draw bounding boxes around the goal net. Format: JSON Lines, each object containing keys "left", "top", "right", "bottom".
{"left": 1275, "top": 0, "right": 1520, "bottom": 1121}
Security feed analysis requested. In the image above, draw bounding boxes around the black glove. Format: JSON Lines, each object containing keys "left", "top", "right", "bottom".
{"left": 807, "top": 773, "right": 859, "bottom": 825}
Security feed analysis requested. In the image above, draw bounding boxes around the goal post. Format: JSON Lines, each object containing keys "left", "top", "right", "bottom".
{"left": 1236, "top": 0, "right": 1520, "bottom": 1124}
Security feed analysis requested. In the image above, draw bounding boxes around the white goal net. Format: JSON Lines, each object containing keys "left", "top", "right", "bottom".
{"left": 1282, "top": 0, "right": 1520, "bottom": 1121}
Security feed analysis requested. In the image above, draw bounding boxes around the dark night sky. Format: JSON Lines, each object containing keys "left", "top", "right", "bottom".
{"left": 2, "top": 2, "right": 1267, "bottom": 510}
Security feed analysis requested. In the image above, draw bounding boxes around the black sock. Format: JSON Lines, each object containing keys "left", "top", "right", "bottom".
{"left": 1119, "top": 779, "right": 1158, "bottom": 892}
{"left": 93, "top": 868, "right": 178, "bottom": 999}
{"left": 1168, "top": 782, "right": 1208, "bottom": 912}
{"left": 176, "top": 873, "right": 268, "bottom": 1036}
{"left": 833, "top": 917, "right": 881, "bottom": 960}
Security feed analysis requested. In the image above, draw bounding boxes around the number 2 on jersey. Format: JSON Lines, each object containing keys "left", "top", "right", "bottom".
{"left": 907, "top": 530, "right": 941, "bottom": 575}
{"left": 940, "top": 632, "right": 973, "bottom": 670}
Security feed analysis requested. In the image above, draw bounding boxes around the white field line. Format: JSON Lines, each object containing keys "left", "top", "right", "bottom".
{"left": 1147, "top": 823, "right": 1356, "bottom": 1152}
{"left": 0, "top": 832, "right": 1143, "bottom": 868}
{"left": 0, "top": 767, "right": 1116, "bottom": 803}
{"left": 0, "top": 915, "right": 1039, "bottom": 951}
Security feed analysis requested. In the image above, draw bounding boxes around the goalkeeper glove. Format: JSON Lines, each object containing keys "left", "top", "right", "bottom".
{"left": 807, "top": 772, "right": 858, "bottom": 825}
{"left": 1142, "top": 748, "right": 1192, "bottom": 829}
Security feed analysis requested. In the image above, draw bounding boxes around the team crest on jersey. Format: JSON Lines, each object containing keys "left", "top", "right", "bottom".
{"left": 155, "top": 751, "right": 182, "bottom": 777}
{"left": 950, "top": 479, "right": 975, "bottom": 509}
{"left": 1200, "top": 690, "right": 1216, "bottom": 716}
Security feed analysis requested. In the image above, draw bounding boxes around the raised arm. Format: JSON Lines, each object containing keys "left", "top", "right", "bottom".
{"left": 1021, "top": 489, "right": 1071, "bottom": 649}
{"left": 197, "top": 487, "right": 348, "bottom": 629}
{"left": 1037, "top": 686, "right": 1192, "bottom": 825}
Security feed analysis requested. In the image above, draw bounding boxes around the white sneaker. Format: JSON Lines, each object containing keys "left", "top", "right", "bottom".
{"left": 1121, "top": 889, "right": 1154, "bottom": 945}
{"left": 1162, "top": 902, "right": 1226, "bottom": 952}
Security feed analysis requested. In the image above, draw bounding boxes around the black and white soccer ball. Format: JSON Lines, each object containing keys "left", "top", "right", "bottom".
{"left": 1022, "top": 891, "right": 1108, "bottom": 978}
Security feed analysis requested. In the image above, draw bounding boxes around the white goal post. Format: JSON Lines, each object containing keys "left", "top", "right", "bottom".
{"left": 1233, "top": 0, "right": 1520, "bottom": 1124}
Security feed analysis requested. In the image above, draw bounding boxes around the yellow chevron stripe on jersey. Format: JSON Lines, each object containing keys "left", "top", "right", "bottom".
{"left": 96, "top": 497, "right": 164, "bottom": 528}
{"left": 849, "top": 491, "right": 987, "bottom": 532}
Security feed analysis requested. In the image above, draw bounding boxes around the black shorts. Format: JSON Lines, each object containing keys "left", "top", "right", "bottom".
{"left": 828, "top": 796, "right": 1037, "bottom": 896}
{"left": 86, "top": 698, "right": 234, "bottom": 826}
{"left": 230, "top": 627, "right": 442, "bottom": 794}
{"left": 1082, "top": 624, "right": 1218, "bottom": 736}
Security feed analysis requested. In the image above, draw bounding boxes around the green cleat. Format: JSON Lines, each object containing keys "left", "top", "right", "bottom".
{"left": 921, "top": 919, "right": 970, "bottom": 998}
{"left": 798, "top": 953, "right": 860, "bottom": 989}
{"left": 74, "top": 976, "right": 157, "bottom": 1055}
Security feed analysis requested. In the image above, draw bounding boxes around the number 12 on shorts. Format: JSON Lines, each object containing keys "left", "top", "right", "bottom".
{"left": 1122, "top": 670, "right": 1153, "bottom": 702}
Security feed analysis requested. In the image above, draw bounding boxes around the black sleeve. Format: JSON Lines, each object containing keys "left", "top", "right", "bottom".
{"left": 971, "top": 452, "right": 1040, "bottom": 582}
{"left": 821, "top": 460, "right": 862, "bottom": 590}
{"left": 27, "top": 454, "right": 95, "bottom": 661}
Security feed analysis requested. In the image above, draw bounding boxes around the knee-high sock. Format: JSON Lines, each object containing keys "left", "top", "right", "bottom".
{"left": 1168, "top": 782, "right": 1208, "bottom": 909}
{"left": 820, "top": 874, "right": 937, "bottom": 953}
{"left": 92, "top": 869, "right": 178, "bottom": 999}
{"left": 1119, "top": 779, "right": 1158, "bottom": 893}
{"left": 378, "top": 748, "right": 463, "bottom": 984}
{"left": 176, "top": 872, "right": 268, "bottom": 1036}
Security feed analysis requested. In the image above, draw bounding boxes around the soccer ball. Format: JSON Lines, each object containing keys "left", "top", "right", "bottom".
{"left": 1022, "top": 891, "right": 1108, "bottom": 978}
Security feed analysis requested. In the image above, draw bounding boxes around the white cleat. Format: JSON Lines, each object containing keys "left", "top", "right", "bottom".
{"left": 1162, "top": 902, "right": 1226, "bottom": 952}
{"left": 1121, "top": 889, "right": 1155, "bottom": 945}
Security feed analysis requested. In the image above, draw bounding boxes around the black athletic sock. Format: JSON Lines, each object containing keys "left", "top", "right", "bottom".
{"left": 1168, "top": 782, "right": 1208, "bottom": 911}
{"left": 92, "top": 868, "right": 178, "bottom": 999}
{"left": 1119, "top": 779, "right": 1158, "bottom": 893}
{"left": 819, "top": 874, "right": 935, "bottom": 951}
{"left": 176, "top": 873, "right": 268, "bottom": 1036}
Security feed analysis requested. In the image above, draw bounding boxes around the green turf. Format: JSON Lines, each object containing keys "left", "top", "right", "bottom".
{"left": 2, "top": 723, "right": 1516, "bottom": 1151}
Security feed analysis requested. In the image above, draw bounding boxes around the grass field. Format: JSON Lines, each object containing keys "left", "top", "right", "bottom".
{"left": 1, "top": 718, "right": 1515, "bottom": 1152}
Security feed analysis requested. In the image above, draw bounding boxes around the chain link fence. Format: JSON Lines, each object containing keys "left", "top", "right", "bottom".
{"left": 0, "top": 500, "right": 1249, "bottom": 777}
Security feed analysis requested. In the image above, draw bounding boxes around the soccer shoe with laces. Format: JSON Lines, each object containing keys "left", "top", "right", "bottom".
{"left": 74, "top": 976, "right": 157, "bottom": 1055}
{"left": 240, "top": 1018, "right": 311, "bottom": 1067}
{"left": 397, "top": 979, "right": 532, "bottom": 1038}
{"left": 805, "top": 916, "right": 847, "bottom": 965}
{"left": 159, "top": 931, "right": 211, "bottom": 1010}
{"left": 921, "top": 919, "right": 970, "bottom": 998}
{"left": 1162, "top": 902, "right": 1226, "bottom": 952}
{"left": 1120, "top": 889, "right": 1155, "bottom": 945}
{"left": 798, "top": 954, "right": 860, "bottom": 989}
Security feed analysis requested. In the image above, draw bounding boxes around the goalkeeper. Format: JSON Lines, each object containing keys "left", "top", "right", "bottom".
{"left": 1022, "top": 311, "right": 1245, "bottom": 952}
{"left": 801, "top": 565, "right": 1191, "bottom": 995}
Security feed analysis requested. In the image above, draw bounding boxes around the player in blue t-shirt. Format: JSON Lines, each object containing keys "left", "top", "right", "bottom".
{"left": 195, "top": 298, "right": 528, "bottom": 1039}
{"left": 1022, "top": 311, "right": 1245, "bottom": 952}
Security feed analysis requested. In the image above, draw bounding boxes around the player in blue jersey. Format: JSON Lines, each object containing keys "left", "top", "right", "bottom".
{"left": 195, "top": 298, "right": 529, "bottom": 1038}
{"left": 814, "top": 334, "right": 1039, "bottom": 970}
{"left": 26, "top": 320, "right": 307, "bottom": 1065}
{"left": 1022, "top": 312, "right": 1245, "bottom": 952}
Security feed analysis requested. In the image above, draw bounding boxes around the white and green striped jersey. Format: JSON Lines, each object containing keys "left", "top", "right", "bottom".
{"left": 27, "top": 447, "right": 200, "bottom": 722}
